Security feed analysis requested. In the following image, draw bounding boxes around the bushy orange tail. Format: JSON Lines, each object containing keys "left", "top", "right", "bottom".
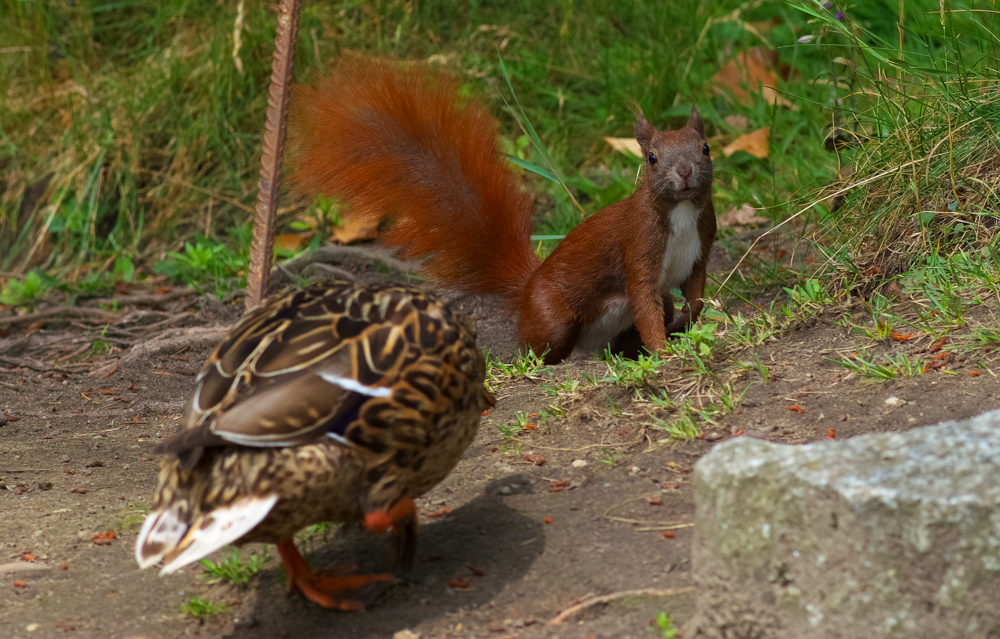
{"left": 289, "top": 57, "right": 539, "bottom": 300}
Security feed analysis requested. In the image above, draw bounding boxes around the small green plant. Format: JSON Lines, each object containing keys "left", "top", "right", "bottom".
{"left": 829, "top": 351, "right": 923, "bottom": 381}
{"left": 489, "top": 347, "right": 551, "bottom": 380}
{"left": 91, "top": 325, "right": 111, "bottom": 355}
{"left": 785, "top": 278, "right": 832, "bottom": 308}
{"left": 199, "top": 547, "right": 271, "bottom": 586}
{"left": 496, "top": 422, "right": 523, "bottom": 454}
{"left": 740, "top": 353, "right": 771, "bottom": 383}
{"left": 180, "top": 596, "right": 228, "bottom": 623}
{"left": 0, "top": 270, "right": 53, "bottom": 308}
{"left": 299, "top": 521, "right": 338, "bottom": 541}
{"left": 651, "top": 408, "right": 701, "bottom": 441}
{"left": 290, "top": 195, "right": 344, "bottom": 252}
{"left": 541, "top": 373, "right": 582, "bottom": 398}
{"left": 655, "top": 611, "right": 679, "bottom": 639}
{"left": 602, "top": 349, "right": 663, "bottom": 387}
{"left": 116, "top": 504, "right": 150, "bottom": 533}
{"left": 154, "top": 227, "right": 251, "bottom": 298}
{"left": 661, "top": 323, "right": 719, "bottom": 376}
{"left": 598, "top": 448, "right": 619, "bottom": 467}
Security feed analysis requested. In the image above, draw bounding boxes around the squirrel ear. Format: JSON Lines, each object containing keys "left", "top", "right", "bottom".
{"left": 633, "top": 110, "right": 654, "bottom": 150}
{"left": 686, "top": 106, "right": 705, "bottom": 138}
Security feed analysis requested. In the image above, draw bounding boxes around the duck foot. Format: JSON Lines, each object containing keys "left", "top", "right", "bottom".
{"left": 364, "top": 497, "right": 416, "bottom": 534}
{"left": 275, "top": 540, "right": 394, "bottom": 611}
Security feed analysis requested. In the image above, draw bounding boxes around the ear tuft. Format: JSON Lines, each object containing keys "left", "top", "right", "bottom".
{"left": 633, "top": 108, "right": 654, "bottom": 151}
{"left": 687, "top": 106, "right": 705, "bottom": 138}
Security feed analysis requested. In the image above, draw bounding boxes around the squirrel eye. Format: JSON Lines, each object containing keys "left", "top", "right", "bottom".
{"left": 702, "top": 143, "right": 710, "bottom": 156}
{"left": 647, "top": 152, "right": 658, "bottom": 165}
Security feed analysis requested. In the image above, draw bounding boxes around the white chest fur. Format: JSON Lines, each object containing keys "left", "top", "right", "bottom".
{"left": 659, "top": 200, "right": 702, "bottom": 294}
{"left": 575, "top": 200, "right": 703, "bottom": 353}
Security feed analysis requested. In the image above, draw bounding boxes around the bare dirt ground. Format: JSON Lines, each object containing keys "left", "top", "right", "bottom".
{"left": 2, "top": 250, "right": 999, "bottom": 639}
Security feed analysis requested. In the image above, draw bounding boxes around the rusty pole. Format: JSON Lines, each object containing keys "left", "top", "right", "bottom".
{"left": 245, "top": 0, "right": 301, "bottom": 310}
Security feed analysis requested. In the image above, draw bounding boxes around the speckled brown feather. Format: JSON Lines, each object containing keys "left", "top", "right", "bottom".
{"left": 137, "top": 282, "right": 489, "bottom": 571}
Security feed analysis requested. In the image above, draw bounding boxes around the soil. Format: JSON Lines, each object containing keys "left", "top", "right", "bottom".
{"left": 1, "top": 247, "right": 998, "bottom": 639}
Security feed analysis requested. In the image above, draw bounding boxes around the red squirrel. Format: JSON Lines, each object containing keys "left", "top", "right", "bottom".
{"left": 289, "top": 57, "right": 716, "bottom": 364}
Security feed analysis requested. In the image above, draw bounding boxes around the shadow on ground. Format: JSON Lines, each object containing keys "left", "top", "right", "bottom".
{"left": 229, "top": 477, "right": 543, "bottom": 639}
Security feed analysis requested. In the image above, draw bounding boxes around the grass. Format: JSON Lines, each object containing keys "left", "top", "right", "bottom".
{"left": 4, "top": 1, "right": 1000, "bottom": 447}
{"left": 1, "top": 0, "right": 841, "bottom": 299}
{"left": 179, "top": 596, "right": 228, "bottom": 623}
{"left": 655, "top": 612, "right": 680, "bottom": 639}
{"left": 115, "top": 503, "right": 150, "bottom": 533}
{"left": 199, "top": 546, "right": 271, "bottom": 586}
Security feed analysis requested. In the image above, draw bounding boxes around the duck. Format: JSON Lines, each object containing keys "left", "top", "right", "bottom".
{"left": 134, "top": 282, "right": 492, "bottom": 610}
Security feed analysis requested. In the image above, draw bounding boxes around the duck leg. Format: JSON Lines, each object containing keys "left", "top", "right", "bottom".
{"left": 364, "top": 497, "right": 418, "bottom": 571}
{"left": 275, "top": 540, "right": 393, "bottom": 611}
{"left": 363, "top": 496, "right": 416, "bottom": 534}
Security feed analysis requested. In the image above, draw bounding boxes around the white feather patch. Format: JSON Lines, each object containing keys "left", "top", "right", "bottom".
{"left": 316, "top": 371, "right": 392, "bottom": 397}
{"left": 135, "top": 502, "right": 189, "bottom": 569}
{"left": 157, "top": 494, "right": 278, "bottom": 575}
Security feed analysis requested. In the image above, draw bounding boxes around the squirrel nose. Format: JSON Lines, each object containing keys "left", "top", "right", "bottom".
{"left": 676, "top": 165, "right": 693, "bottom": 179}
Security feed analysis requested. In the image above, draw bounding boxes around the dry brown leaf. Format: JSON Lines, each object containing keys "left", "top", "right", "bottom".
{"left": 604, "top": 137, "right": 642, "bottom": 156}
{"left": 723, "top": 127, "right": 770, "bottom": 158}
{"left": 719, "top": 204, "right": 768, "bottom": 227}
{"left": 274, "top": 233, "right": 311, "bottom": 253}
{"left": 746, "top": 16, "right": 783, "bottom": 35}
{"left": 713, "top": 48, "right": 796, "bottom": 110}
{"left": 332, "top": 214, "right": 378, "bottom": 244}
{"left": 724, "top": 115, "right": 749, "bottom": 131}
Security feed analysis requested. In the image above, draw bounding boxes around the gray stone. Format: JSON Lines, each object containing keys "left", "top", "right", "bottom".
{"left": 689, "top": 409, "right": 1000, "bottom": 639}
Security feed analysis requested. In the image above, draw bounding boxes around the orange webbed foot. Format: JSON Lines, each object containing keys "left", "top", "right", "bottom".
{"left": 276, "top": 540, "right": 394, "bottom": 611}
{"left": 364, "top": 497, "right": 416, "bottom": 534}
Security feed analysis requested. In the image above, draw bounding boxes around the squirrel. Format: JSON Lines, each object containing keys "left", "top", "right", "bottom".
{"left": 289, "top": 57, "right": 716, "bottom": 365}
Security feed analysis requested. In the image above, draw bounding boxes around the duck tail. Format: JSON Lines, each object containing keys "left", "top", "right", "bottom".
{"left": 135, "top": 485, "right": 278, "bottom": 573}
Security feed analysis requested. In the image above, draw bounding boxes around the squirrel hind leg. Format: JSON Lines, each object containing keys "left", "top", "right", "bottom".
{"left": 612, "top": 295, "right": 677, "bottom": 358}
{"left": 517, "top": 283, "right": 579, "bottom": 365}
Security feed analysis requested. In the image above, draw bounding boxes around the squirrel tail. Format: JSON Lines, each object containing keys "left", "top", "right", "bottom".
{"left": 289, "top": 57, "right": 539, "bottom": 300}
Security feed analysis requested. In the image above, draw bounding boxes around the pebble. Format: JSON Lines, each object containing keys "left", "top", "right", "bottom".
{"left": 885, "top": 396, "right": 906, "bottom": 407}
{"left": 571, "top": 459, "right": 588, "bottom": 468}
{"left": 498, "top": 486, "right": 512, "bottom": 495}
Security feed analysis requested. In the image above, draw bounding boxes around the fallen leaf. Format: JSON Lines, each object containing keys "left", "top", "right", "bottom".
{"left": 466, "top": 564, "right": 486, "bottom": 577}
{"left": 828, "top": 429, "right": 836, "bottom": 439}
{"left": 719, "top": 204, "right": 768, "bottom": 227}
{"left": 332, "top": 213, "right": 377, "bottom": 245}
{"left": 724, "top": 114, "right": 750, "bottom": 131}
{"left": 70, "top": 487, "right": 86, "bottom": 494}
{"left": 930, "top": 336, "right": 947, "bottom": 352}
{"left": 712, "top": 48, "right": 796, "bottom": 109}
{"left": 723, "top": 127, "right": 770, "bottom": 158}
{"left": 523, "top": 453, "right": 546, "bottom": 466}
{"left": 274, "top": 233, "right": 311, "bottom": 253}
{"left": 662, "top": 531, "right": 675, "bottom": 539}
{"left": 548, "top": 479, "right": 570, "bottom": 493}
{"left": 60, "top": 564, "right": 68, "bottom": 571}
{"left": 522, "top": 423, "right": 537, "bottom": 430}
{"left": 648, "top": 499, "right": 663, "bottom": 506}
{"left": 21, "top": 553, "right": 35, "bottom": 562}
{"left": 789, "top": 404, "right": 805, "bottom": 414}
{"left": 543, "top": 517, "right": 553, "bottom": 524}
{"left": 91, "top": 532, "right": 116, "bottom": 546}
{"left": 13, "top": 580, "right": 26, "bottom": 588}
{"left": 891, "top": 332, "right": 914, "bottom": 342}
{"left": 426, "top": 508, "right": 452, "bottom": 518}
{"left": 970, "top": 371, "right": 981, "bottom": 377}
{"left": 604, "top": 137, "right": 642, "bottom": 157}
{"left": 448, "top": 578, "right": 470, "bottom": 589}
